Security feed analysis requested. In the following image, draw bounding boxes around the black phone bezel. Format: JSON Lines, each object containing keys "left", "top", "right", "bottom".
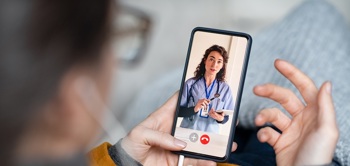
{"left": 171, "top": 27, "right": 252, "bottom": 162}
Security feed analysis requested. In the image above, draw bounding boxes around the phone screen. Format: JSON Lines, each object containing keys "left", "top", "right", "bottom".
{"left": 172, "top": 27, "right": 252, "bottom": 161}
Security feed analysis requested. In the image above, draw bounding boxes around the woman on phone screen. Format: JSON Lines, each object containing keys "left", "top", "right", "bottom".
{"left": 179, "top": 45, "right": 234, "bottom": 134}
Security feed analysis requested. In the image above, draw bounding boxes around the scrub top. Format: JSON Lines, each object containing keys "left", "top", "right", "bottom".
{"left": 180, "top": 77, "right": 234, "bottom": 133}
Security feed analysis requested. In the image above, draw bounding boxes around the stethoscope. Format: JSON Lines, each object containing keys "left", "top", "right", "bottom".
{"left": 187, "top": 77, "right": 221, "bottom": 105}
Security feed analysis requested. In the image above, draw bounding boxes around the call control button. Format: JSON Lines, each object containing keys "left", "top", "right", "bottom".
{"left": 200, "top": 134, "right": 210, "bottom": 145}
{"left": 189, "top": 133, "right": 198, "bottom": 142}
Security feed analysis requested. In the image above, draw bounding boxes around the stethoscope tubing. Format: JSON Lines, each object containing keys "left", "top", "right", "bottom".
{"left": 188, "top": 77, "right": 220, "bottom": 104}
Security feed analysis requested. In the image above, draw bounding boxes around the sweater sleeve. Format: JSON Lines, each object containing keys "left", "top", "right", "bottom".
{"left": 89, "top": 142, "right": 116, "bottom": 166}
{"left": 178, "top": 106, "right": 197, "bottom": 117}
{"left": 108, "top": 139, "right": 142, "bottom": 166}
{"left": 89, "top": 140, "right": 142, "bottom": 166}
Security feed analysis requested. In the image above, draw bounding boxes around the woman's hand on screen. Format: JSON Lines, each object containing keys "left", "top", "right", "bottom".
{"left": 254, "top": 59, "right": 338, "bottom": 166}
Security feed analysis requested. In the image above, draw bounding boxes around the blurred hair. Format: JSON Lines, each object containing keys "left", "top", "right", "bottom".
{"left": 194, "top": 45, "right": 229, "bottom": 82}
{"left": 0, "top": 0, "right": 113, "bottom": 164}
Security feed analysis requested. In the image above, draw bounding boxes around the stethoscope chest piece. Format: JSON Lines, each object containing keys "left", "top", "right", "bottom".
{"left": 214, "top": 93, "right": 220, "bottom": 98}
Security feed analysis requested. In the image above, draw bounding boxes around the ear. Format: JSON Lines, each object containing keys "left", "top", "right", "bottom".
{"left": 54, "top": 67, "right": 86, "bottom": 122}
{"left": 44, "top": 67, "right": 95, "bottom": 141}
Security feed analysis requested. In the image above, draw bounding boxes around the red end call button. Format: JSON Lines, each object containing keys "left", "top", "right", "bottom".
{"left": 200, "top": 134, "right": 210, "bottom": 145}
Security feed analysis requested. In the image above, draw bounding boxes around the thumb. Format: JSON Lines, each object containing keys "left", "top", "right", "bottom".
{"left": 317, "top": 81, "right": 337, "bottom": 130}
{"left": 143, "top": 128, "right": 187, "bottom": 151}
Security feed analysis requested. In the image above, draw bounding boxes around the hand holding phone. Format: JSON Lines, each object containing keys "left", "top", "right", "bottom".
{"left": 172, "top": 27, "right": 252, "bottom": 162}
{"left": 121, "top": 92, "right": 217, "bottom": 166}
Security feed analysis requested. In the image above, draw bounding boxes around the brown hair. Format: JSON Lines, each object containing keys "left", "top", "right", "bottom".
{"left": 194, "top": 45, "right": 229, "bottom": 82}
{"left": 0, "top": 0, "right": 113, "bottom": 164}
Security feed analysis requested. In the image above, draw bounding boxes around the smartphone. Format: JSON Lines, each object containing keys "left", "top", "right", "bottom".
{"left": 171, "top": 27, "right": 252, "bottom": 162}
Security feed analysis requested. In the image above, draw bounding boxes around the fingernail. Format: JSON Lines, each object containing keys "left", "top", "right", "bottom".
{"left": 253, "top": 85, "right": 264, "bottom": 92}
{"left": 257, "top": 132, "right": 265, "bottom": 141}
{"left": 260, "top": 133, "right": 266, "bottom": 141}
{"left": 326, "top": 81, "right": 332, "bottom": 94}
{"left": 255, "top": 85, "right": 263, "bottom": 88}
{"left": 256, "top": 114, "right": 263, "bottom": 123}
{"left": 174, "top": 139, "right": 187, "bottom": 148}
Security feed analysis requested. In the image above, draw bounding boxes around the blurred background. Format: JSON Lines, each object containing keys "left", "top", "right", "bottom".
{"left": 103, "top": 0, "right": 350, "bottom": 143}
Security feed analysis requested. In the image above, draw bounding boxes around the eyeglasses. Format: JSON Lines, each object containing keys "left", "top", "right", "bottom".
{"left": 111, "top": 5, "right": 152, "bottom": 67}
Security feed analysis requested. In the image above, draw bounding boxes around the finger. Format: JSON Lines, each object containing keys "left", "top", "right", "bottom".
{"left": 206, "top": 100, "right": 211, "bottom": 105}
{"left": 202, "top": 99, "right": 209, "bottom": 105}
{"left": 309, "top": 82, "right": 339, "bottom": 163}
{"left": 203, "top": 103, "right": 209, "bottom": 109}
{"left": 218, "top": 115, "right": 224, "bottom": 121}
{"left": 317, "top": 82, "right": 338, "bottom": 134}
{"left": 253, "top": 84, "right": 305, "bottom": 116}
{"left": 139, "top": 127, "right": 187, "bottom": 151}
{"left": 255, "top": 107, "right": 291, "bottom": 132}
{"left": 203, "top": 104, "right": 207, "bottom": 111}
{"left": 257, "top": 127, "right": 281, "bottom": 147}
{"left": 202, "top": 100, "right": 209, "bottom": 109}
{"left": 208, "top": 110, "right": 213, "bottom": 116}
{"left": 198, "top": 103, "right": 205, "bottom": 111}
{"left": 209, "top": 112, "right": 216, "bottom": 118}
{"left": 274, "top": 59, "right": 318, "bottom": 104}
{"left": 183, "top": 158, "right": 216, "bottom": 166}
{"left": 231, "top": 142, "right": 238, "bottom": 152}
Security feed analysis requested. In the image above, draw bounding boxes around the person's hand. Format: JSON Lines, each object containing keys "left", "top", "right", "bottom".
{"left": 208, "top": 108, "right": 225, "bottom": 122}
{"left": 121, "top": 92, "right": 237, "bottom": 166}
{"left": 194, "top": 99, "right": 210, "bottom": 113}
{"left": 254, "top": 59, "right": 339, "bottom": 166}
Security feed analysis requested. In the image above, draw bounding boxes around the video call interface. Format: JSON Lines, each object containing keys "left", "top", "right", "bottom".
{"left": 174, "top": 31, "right": 248, "bottom": 158}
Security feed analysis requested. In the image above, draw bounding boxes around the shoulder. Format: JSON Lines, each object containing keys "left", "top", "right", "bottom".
{"left": 219, "top": 81, "right": 230, "bottom": 88}
{"left": 218, "top": 81, "right": 232, "bottom": 92}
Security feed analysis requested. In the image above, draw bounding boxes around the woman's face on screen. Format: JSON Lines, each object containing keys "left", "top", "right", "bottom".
{"left": 204, "top": 51, "right": 223, "bottom": 76}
